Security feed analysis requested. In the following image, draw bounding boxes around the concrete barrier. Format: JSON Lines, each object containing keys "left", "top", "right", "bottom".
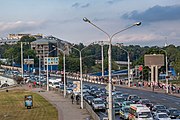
{"left": 84, "top": 101, "right": 100, "bottom": 120}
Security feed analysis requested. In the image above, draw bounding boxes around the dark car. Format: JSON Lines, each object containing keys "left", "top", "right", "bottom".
{"left": 127, "top": 94, "right": 141, "bottom": 103}
{"left": 152, "top": 104, "right": 168, "bottom": 115}
{"left": 84, "top": 95, "right": 94, "bottom": 105}
{"left": 168, "top": 108, "right": 180, "bottom": 119}
{"left": 137, "top": 99, "right": 153, "bottom": 109}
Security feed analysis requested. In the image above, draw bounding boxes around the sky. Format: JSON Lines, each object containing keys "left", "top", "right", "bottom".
{"left": 0, "top": 0, "right": 180, "bottom": 46}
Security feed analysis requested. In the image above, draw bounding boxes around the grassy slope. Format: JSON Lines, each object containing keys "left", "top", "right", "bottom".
{"left": 0, "top": 89, "right": 58, "bottom": 120}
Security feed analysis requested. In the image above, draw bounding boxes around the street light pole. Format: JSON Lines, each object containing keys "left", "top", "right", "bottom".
{"left": 116, "top": 44, "right": 130, "bottom": 87}
{"left": 21, "top": 42, "right": 24, "bottom": 78}
{"left": 46, "top": 47, "right": 57, "bottom": 91}
{"left": 71, "top": 44, "right": 93, "bottom": 109}
{"left": 100, "top": 41, "right": 104, "bottom": 77}
{"left": 83, "top": 17, "right": 141, "bottom": 120}
{"left": 161, "top": 49, "right": 168, "bottom": 93}
{"left": 57, "top": 48, "right": 66, "bottom": 98}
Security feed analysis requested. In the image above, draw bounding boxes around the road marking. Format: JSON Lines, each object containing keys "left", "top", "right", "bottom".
{"left": 151, "top": 95, "right": 155, "bottom": 97}
{"left": 162, "top": 98, "right": 167, "bottom": 101}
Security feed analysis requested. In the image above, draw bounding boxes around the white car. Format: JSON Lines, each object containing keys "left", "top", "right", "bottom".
{"left": 154, "top": 112, "right": 171, "bottom": 120}
{"left": 92, "top": 98, "right": 106, "bottom": 111}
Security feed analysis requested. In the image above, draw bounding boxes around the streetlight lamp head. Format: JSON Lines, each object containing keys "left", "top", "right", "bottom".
{"left": 83, "top": 17, "right": 91, "bottom": 23}
{"left": 134, "top": 22, "right": 141, "bottom": 26}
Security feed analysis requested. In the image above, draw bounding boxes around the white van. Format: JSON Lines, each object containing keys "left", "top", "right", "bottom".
{"left": 128, "top": 104, "right": 153, "bottom": 120}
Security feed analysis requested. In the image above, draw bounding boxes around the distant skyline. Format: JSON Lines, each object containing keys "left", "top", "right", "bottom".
{"left": 0, "top": 0, "right": 180, "bottom": 46}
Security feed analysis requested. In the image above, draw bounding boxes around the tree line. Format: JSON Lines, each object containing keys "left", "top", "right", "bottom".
{"left": 0, "top": 36, "right": 179, "bottom": 80}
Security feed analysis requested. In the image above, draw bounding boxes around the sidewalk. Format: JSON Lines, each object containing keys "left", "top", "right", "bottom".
{"left": 24, "top": 85, "right": 92, "bottom": 120}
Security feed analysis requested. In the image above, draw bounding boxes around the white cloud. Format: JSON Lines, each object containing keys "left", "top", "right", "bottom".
{"left": 0, "top": 20, "right": 44, "bottom": 36}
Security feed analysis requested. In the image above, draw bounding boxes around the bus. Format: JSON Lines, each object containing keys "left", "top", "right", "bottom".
{"left": 128, "top": 104, "right": 153, "bottom": 120}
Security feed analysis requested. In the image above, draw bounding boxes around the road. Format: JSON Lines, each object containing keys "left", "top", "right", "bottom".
{"left": 68, "top": 78, "right": 180, "bottom": 120}
{"left": 68, "top": 78, "right": 180, "bottom": 109}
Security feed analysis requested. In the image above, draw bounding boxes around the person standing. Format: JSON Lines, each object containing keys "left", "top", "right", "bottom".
{"left": 71, "top": 94, "right": 74, "bottom": 104}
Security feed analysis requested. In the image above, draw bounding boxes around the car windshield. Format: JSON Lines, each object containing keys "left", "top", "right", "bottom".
{"left": 156, "top": 105, "right": 166, "bottom": 109}
{"left": 54, "top": 82, "right": 59, "bottom": 85}
{"left": 158, "top": 113, "right": 168, "bottom": 118}
{"left": 94, "top": 100, "right": 103, "bottom": 104}
{"left": 125, "top": 101, "right": 132, "bottom": 106}
{"left": 142, "top": 100, "right": 150, "bottom": 104}
{"left": 138, "top": 112, "right": 152, "bottom": 118}
{"left": 115, "top": 98, "right": 125, "bottom": 102}
{"left": 169, "top": 109, "right": 179, "bottom": 114}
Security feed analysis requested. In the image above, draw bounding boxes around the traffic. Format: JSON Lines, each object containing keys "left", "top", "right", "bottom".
{"left": 2, "top": 70, "right": 180, "bottom": 120}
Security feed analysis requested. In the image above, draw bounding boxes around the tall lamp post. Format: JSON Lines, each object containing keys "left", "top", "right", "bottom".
{"left": 116, "top": 43, "right": 130, "bottom": 87}
{"left": 83, "top": 17, "right": 141, "bottom": 120}
{"left": 71, "top": 44, "right": 93, "bottom": 109}
{"left": 160, "top": 49, "right": 168, "bottom": 93}
{"left": 46, "top": 48, "right": 57, "bottom": 91}
{"left": 57, "top": 48, "right": 66, "bottom": 98}
{"left": 21, "top": 42, "right": 24, "bottom": 78}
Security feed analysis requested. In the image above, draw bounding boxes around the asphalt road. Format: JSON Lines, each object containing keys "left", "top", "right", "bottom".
{"left": 68, "top": 79, "right": 180, "bottom": 120}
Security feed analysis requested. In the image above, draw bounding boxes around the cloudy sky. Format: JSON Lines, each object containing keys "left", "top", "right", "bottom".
{"left": 0, "top": 0, "right": 180, "bottom": 46}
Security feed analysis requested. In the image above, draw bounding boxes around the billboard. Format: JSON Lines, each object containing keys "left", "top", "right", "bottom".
{"left": 24, "top": 59, "right": 34, "bottom": 65}
{"left": 73, "top": 81, "right": 80, "bottom": 92}
{"left": 44, "top": 57, "right": 59, "bottom": 65}
{"left": 144, "top": 54, "right": 164, "bottom": 67}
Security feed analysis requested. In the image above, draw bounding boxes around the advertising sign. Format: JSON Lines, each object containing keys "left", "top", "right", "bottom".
{"left": 144, "top": 54, "right": 164, "bottom": 67}
{"left": 73, "top": 81, "right": 80, "bottom": 92}
{"left": 24, "top": 59, "right": 34, "bottom": 65}
{"left": 44, "top": 57, "right": 59, "bottom": 65}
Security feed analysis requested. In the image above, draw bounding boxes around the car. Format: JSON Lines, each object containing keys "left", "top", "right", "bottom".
{"left": 66, "top": 88, "right": 73, "bottom": 94}
{"left": 153, "top": 112, "right": 171, "bottom": 120}
{"left": 119, "top": 93, "right": 129, "bottom": 100}
{"left": 113, "top": 102, "right": 121, "bottom": 115}
{"left": 137, "top": 99, "right": 154, "bottom": 109}
{"left": 84, "top": 95, "right": 94, "bottom": 105}
{"left": 152, "top": 104, "right": 168, "bottom": 115}
{"left": 113, "top": 96, "right": 126, "bottom": 107}
{"left": 168, "top": 108, "right": 180, "bottom": 119}
{"left": 119, "top": 106, "right": 130, "bottom": 119}
{"left": 92, "top": 98, "right": 106, "bottom": 111}
{"left": 127, "top": 94, "right": 141, "bottom": 103}
{"left": 122, "top": 101, "right": 133, "bottom": 108}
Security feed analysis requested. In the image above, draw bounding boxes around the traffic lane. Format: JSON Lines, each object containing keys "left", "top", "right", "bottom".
{"left": 80, "top": 80, "right": 180, "bottom": 109}
{"left": 115, "top": 86, "right": 180, "bottom": 109}
{"left": 68, "top": 79, "right": 180, "bottom": 109}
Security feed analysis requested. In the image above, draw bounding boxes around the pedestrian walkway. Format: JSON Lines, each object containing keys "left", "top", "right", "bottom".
{"left": 24, "top": 85, "right": 92, "bottom": 120}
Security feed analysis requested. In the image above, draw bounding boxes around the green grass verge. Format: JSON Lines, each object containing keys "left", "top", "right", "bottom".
{"left": 0, "top": 89, "right": 58, "bottom": 120}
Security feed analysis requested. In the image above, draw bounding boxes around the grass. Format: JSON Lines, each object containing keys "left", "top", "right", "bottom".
{"left": 0, "top": 89, "right": 58, "bottom": 120}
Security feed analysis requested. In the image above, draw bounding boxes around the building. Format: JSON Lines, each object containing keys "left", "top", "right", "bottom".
{"left": 31, "top": 36, "right": 71, "bottom": 71}
{"left": 0, "top": 33, "right": 43, "bottom": 46}
{"left": 8, "top": 33, "right": 43, "bottom": 39}
{"left": 0, "top": 39, "right": 19, "bottom": 45}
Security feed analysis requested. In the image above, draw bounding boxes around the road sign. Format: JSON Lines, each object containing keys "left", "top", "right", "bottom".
{"left": 44, "top": 57, "right": 59, "bottom": 65}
